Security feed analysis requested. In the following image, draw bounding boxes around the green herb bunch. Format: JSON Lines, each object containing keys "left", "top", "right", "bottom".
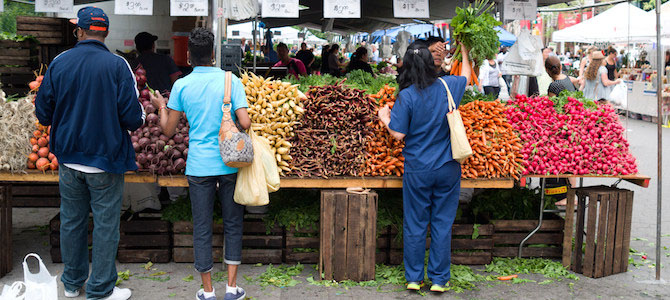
{"left": 450, "top": 0, "right": 502, "bottom": 65}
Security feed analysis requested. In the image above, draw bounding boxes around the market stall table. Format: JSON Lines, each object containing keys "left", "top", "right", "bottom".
{"left": 0, "top": 171, "right": 514, "bottom": 278}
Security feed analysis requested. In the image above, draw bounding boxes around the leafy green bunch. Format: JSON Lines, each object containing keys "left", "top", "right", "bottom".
{"left": 450, "top": 0, "right": 502, "bottom": 65}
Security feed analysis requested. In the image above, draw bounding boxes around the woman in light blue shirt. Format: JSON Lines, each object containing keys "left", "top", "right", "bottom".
{"left": 150, "top": 28, "right": 250, "bottom": 300}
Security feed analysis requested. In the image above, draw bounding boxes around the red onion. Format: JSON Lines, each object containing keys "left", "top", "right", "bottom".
{"left": 173, "top": 158, "right": 186, "bottom": 171}
{"left": 146, "top": 113, "right": 159, "bottom": 124}
{"left": 131, "top": 135, "right": 139, "bottom": 143}
{"left": 151, "top": 127, "right": 161, "bottom": 137}
{"left": 138, "top": 137, "right": 150, "bottom": 149}
{"left": 137, "top": 153, "right": 147, "bottom": 165}
{"left": 132, "top": 142, "right": 140, "bottom": 152}
{"left": 173, "top": 133, "right": 184, "bottom": 144}
{"left": 159, "top": 134, "right": 170, "bottom": 142}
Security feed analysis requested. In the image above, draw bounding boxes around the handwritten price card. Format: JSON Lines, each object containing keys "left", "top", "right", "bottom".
{"left": 393, "top": 0, "right": 428, "bottom": 18}
{"left": 35, "top": 0, "right": 73, "bottom": 13}
{"left": 115, "top": 0, "right": 153, "bottom": 15}
{"left": 262, "top": 0, "right": 299, "bottom": 18}
{"left": 323, "top": 0, "right": 360, "bottom": 18}
{"left": 170, "top": 0, "right": 208, "bottom": 16}
{"left": 503, "top": 0, "right": 537, "bottom": 21}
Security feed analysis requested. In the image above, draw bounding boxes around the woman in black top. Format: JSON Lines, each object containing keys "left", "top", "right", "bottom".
{"left": 320, "top": 45, "right": 330, "bottom": 75}
{"left": 328, "top": 44, "right": 346, "bottom": 77}
{"left": 605, "top": 47, "right": 618, "bottom": 81}
{"left": 346, "top": 47, "right": 375, "bottom": 76}
{"left": 545, "top": 56, "right": 577, "bottom": 97}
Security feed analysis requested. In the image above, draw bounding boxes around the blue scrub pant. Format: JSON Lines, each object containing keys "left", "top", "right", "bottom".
{"left": 402, "top": 160, "right": 461, "bottom": 286}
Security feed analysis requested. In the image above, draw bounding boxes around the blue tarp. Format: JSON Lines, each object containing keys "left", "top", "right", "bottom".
{"left": 369, "top": 24, "right": 441, "bottom": 43}
{"left": 495, "top": 26, "right": 516, "bottom": 47}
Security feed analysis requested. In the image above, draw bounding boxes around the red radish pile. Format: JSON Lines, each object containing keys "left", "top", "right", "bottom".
{"left": 131, "top": 66, "right": 188, "bottom": 175}
{"left": 505, "top": 95, "right": 638, "bottom": 176}
{"left": 27, "top": 121, "right": 58, "bottom": 171}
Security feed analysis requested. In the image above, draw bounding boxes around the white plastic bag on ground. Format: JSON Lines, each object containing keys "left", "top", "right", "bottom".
{"left": 22, "top": 254, "right": 57, "bottom": 300}
{"left": 501, "top": 29, "right": 544, "bottom": 77}
{"left": 0, "top": 282, "right": 25, "bottom": 300}
{"left": 608, "top": 82, "right": 628, "bottom": 107}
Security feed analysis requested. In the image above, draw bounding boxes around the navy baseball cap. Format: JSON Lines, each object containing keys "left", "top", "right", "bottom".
{"left": 69, "top": 7, "right": 109, "bottom": 31}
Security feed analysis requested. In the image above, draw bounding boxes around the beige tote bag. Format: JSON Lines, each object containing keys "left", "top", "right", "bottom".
{"left": 438, "top": 78, "right": 473, "bottom": 163}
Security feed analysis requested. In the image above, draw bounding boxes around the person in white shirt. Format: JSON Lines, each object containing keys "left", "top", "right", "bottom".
{"left": 478, "top": 55, "right": 502, "bottom": 98}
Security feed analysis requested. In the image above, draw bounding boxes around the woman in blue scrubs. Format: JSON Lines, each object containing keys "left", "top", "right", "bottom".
{"left": 378, "top": 39, "right": 471, "bottom": 293}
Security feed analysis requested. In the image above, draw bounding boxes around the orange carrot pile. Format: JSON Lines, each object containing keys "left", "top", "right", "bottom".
{"left": 460, "top": 100, "right": 522, "bottom": 180}
{"left": 364, "top": 85, "right": 405, "bottom": 176}
{"left": 450, "top": 59, "right": 479, "bottom": 86}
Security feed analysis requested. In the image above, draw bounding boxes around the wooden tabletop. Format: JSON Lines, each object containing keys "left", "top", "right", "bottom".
{"left": 0, "top": 171, "right": 515, "bottom": 189}
{"left": 520, "top": 174, "right": 651, "bottom": 188}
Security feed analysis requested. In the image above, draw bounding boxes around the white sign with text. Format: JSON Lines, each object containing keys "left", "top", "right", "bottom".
{"left": 35, "top": 0, "right": 73, "bottom": 13}
{"left": 503, "top": 0, "right": 537, "bottom": 21}
{"left": 115, "top": 0, "right": 153, "bottom": 15}
{"left": 170, "top": 0, "right": 208, "bottom": 16}
{"left": 323, "top": 0, "right": 360, "bottom": 18}
{"left": 393, "top": 0, "right": 429, "bottom": 18}
{"left": 262, "top": 0, "right": 299, "bottom": 18}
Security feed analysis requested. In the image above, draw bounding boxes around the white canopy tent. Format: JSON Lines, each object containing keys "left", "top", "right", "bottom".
{"left": 226, "top": 22, "right": 327, "bottom": 45}
{"left": 552, "top": 2, "right": 656, "bottom": 43}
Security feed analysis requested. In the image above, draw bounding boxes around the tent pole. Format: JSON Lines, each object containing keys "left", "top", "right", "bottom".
{"left": 253, "top": 17, "right": 257, "bottom": 73}
{"left": 655, "top": 0, "right": 663, "bottom": 282}
{"left": 215, "top": 0, "right": 223, "bottom": 68}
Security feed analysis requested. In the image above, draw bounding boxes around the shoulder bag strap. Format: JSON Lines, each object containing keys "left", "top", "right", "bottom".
{"left": 221, "top": 71, "right": 233, "bottom": 123}
{"left": 438, "top": 77, "right": 456, "bottom": 113}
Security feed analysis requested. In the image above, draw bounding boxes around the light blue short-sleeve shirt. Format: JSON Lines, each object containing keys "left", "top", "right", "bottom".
{"left": 168, "top": 67, "right": 248, "bottom": 177}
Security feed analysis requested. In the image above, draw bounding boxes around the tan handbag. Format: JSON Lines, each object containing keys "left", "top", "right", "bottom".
{"left": 438, "top": 77, "right": 473, "bottom": 164}
{"left": 218, "top": 71, "right": 253, "bottom": 168}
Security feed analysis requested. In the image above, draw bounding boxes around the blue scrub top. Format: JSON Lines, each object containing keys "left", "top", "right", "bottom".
{"left": 389, "top": 75, "right": 468, "bottom": 172}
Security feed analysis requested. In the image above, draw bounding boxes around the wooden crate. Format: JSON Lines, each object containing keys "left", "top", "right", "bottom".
{"left": 564, "top": 187, "right": 634, "bottom": 278}
{"left": 0, "top": 39, "right": 38, "bottom": 96}
{"left": 0, "top": 185, "right": 12, "bottom": 278}
{"left": 172, "top": 215, "right": 283, "bottom": 264}
{"left": 492, "top": 219, "right": 564, "bottom": 258}
{"left": 50, "top": 213, "right": 172, "bottom": 263}
{"left": 284, "top": 225, "right": 319, "bottom": 264}
{"left": 320, "top": 190, "right": 377, "bottom": 282}
{"left": 11, "top": 183, "right": 60, "bottom": 207}
{"left": 16, "top": 16, "right": 73, "bottom": 46}
{"left": 385, "top": 224, "right": 494, "bottom": 265}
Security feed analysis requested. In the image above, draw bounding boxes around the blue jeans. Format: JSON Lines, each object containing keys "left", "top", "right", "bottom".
{"left": 402, "top": 161, "right": 461, "bottom": 286}
{"left": 187, "top": 174, "right": 244, "bottom": 272}
{"left": 58, "top": 165, "right": 123, "bottom": 300}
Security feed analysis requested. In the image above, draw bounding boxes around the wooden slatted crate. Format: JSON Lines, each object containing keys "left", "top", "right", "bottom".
{"left": 0, "top": 39, "right": 37, "bottom": 96}
{"left": 50, "top": 213, "right": 172, "bottom": 263}
{"left": 16, "top": 16, "right": 67, "bottom": 45}
{"left": 0, "top": 185, "right": 12, "bottom": 278}
{"left": 284, "top": 225, "right": 319, "bottom": 264}
{"left": 172, "top": 215, "right": 283, "bottom": 264}
{"left": 385, "top": 224, "right": 494, "bottom": 265}
{"left": 492, "top": 219, "right": 564, "bottom": 258}
{"left": 565, "top": 187, "right": 634, "bottom": 278}
{"left": 319, "top": 190, "right": 378, "bottom": 282}
{"left": 11, "top": 183, "right": 60, "bottom": 207}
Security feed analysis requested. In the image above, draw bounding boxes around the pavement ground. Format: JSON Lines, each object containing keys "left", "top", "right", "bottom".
{"left": 2, "top": 117, "right": 670, "bottom": 299}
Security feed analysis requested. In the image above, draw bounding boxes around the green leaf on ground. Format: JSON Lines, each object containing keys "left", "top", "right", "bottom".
{"left": 182, "top": 275, "right": 194, "bottom": 282}
{"left": 143, "top": 262, "right": 153, "bottom": 270}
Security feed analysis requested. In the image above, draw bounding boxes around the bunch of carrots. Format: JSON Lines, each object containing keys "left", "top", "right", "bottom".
{"left": 460, "top": 100, "right": 523, "bottom": 180}
{"left": 364, "top": 85, "right": 405, "bottom": 177}
{"left": 450, "top": 59, "right": 480, "bottom": 86}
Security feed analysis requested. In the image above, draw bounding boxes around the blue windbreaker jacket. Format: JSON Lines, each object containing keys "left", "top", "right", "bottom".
{"left": 35, "top": 40, "right": 145, "bottom": 174}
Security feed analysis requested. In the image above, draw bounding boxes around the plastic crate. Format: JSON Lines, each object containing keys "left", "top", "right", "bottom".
{"left": 220, "top": 43, "right": 242, "bottom": 73}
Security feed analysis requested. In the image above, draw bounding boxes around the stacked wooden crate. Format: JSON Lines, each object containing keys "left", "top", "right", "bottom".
{"left": 0, "top": 185, "right": 12, "bottom": 278}
{"left": 492, "top": 219, "right": 565, "bottom": 258}
{"left": 0, "top": 39, "right": 36, "bottom": 96}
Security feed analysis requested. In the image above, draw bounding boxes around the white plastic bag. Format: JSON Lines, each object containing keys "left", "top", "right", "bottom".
{"left": 501, "top": 29, "right": 544, "bottom": 77}
{"left": 22, "top": 254, "right": 57, "bottom": 300}
{"left": 0, "top": 282, "right": 25, "bottom": 300}
{"left": 608, "top": 82, "right": 628, "bottom": 107}
{"left": 234, "top": 130, "right": 270, "bottom": 206}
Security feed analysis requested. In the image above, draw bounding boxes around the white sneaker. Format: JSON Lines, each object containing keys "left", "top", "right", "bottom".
{"left": 64, "top": 288, "right": 80, "bottom": 298}
{"left": 98, "top": 287, "right": 131, "bottom": 300}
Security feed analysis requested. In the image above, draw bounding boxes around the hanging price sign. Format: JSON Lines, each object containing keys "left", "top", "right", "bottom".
{"left": 35, "top": 0, "right": 73, "bottom": 13}
{"left": 393, "top": 0, "right": 429, "bottom": 18}
{"left": 115, "top": 0, "right": 153, "bottom": 15}
{"left": 503, "top": 0, "right": 537, "bottom": 21}
{"left": 170, "top": 0, "right": 208, "bottom": 16}
{"left": 262, "top": 0, "right": 299, "bottom": 18}
{"left": 323, "top": 0, "right": 360, "bottom": 18}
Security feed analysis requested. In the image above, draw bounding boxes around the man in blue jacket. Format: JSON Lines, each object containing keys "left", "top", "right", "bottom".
{"left": 35, "top": 7, "right": 144, "bottom": 300}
